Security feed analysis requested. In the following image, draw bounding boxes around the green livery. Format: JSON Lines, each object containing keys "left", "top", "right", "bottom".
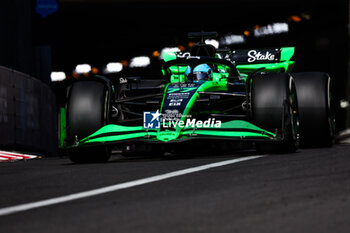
{"left": 62, "top": 32, "right": 334, "bottom": 163}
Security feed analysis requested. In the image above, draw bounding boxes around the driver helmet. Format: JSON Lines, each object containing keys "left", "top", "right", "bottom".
{"left": 185, "top": 64, "right": 213, "bottom": 81}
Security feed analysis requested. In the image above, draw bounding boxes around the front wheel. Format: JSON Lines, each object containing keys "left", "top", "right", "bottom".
{"left": 66, "top": 81, "right": 111, "bottom": 163}
{"left": 292, "top": 72, "right": 335, "bottom": 147}
{"left": 250, "top": 73, "right": 299, "bottom": 154}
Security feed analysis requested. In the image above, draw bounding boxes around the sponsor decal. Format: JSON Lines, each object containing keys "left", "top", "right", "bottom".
{"left": 247, "top": 50, "right": 276, "bottom": 63}
{"left": 176, "top": 52, "right": 191, "bottom": 58}
{"left": 163, "top": 109, "right": 183, "bottom": 120}
{"left": 169, "top": 99, "right": 183, "bottom": 107}
{"left": 167, "top": 87, "right": 197, "bottom": 93}
{"left": 230, "top": 48, "right": 280, "bottom": 64}
{"left": 167, "top": 93, "right": 190, "bottom": 100}
{"left": 163, "top": 83, "right": 201, "bottom": 113}
{"left": 119, "top": 77, "right": 128, "bottom": 84}
{"left": 176, "top": 52, "right": 200, "bottom": 59}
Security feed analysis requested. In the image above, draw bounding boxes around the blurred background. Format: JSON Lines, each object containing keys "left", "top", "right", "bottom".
{"left": 0, "top": 0, "right": 349, "bottom": 132}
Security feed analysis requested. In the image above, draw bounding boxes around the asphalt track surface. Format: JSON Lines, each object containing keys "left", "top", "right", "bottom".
{"left": 1, "top": 145, "right": 350, "bottom": 233}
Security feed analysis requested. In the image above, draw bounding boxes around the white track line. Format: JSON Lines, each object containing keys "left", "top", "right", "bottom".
{"left": 0, "top": 155, "right": 263, "bottom": 216}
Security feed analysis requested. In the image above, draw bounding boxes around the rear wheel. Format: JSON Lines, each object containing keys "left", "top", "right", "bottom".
{"left": 250, "top": 73, "right": 299, "bottom": 154}
{"left": 66, "top": 81, "right": 111, "bottom": 163}
{"left": 292, "top": 72, "right": 335, "bottom": 147}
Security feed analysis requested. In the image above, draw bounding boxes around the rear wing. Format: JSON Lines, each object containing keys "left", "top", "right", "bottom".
{"left": 161, "top": 46, "right": 295, "bottom": 75}
{"left": 229, "top": 47, "right": 294, "bottom": 64}
{"left": 230, "top": 47, "right": 295, "bottom": 73}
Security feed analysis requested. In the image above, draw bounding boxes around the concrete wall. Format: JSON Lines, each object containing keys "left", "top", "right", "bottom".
{"left": 0, "top": 0, "right": 52, "bottom": 85}
{"left": 0, "top": 66, "right": 57, "bottom": 155}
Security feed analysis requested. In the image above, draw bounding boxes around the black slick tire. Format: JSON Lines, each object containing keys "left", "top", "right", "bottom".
{"left": 66, "top": 81, "right": 111, "bottom": 163}
{"left": 292, "top": 72, "right": 335, "bottom": 147}
{"left": 250, "top": 73, "right": 299, "bottom": 154}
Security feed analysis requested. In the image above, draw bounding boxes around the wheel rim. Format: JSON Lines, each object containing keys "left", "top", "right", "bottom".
{"left": 289, "top": 78, "right": 299, "bottom": 142}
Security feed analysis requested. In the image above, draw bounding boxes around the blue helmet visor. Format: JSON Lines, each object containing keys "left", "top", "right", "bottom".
{"left": 194, "top": 72, "right": 209, "bottom": 81}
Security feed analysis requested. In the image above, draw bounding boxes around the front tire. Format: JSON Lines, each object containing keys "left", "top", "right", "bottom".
{"left": 66, "top": 81, "right": 111, "bottom": 163}
{"left": 292, "top": 72, "right": 335, "bottom": 147}
{"left": 250, "top": 73, "right": 299, "bottom": 154}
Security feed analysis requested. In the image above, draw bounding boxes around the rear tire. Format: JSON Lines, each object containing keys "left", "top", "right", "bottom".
{"left": 250, "top": 73, "right": 299, "bottom": 154}
{"left": 292, "top": 72, "right": 335, "bottom": 147}
{"left": 67, "top": 81, "right": 111, "bottom": 163}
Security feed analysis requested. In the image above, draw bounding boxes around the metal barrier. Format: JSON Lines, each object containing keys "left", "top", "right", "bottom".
{"left": 0, "top": 66, "right": 57, "bottom": 156}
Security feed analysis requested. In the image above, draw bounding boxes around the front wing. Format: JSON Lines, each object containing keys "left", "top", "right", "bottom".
{"left": 65, "top": 120, "right": 278, "bottom": 149}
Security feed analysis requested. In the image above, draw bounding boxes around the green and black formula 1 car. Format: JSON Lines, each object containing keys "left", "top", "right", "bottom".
{"left": 59, "top": 32, "right": 335, "bottom": 163}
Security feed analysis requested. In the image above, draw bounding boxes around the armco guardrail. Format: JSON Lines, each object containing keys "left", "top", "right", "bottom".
{"left": 0, "top": 66, "right": 57, "bottom": 155}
